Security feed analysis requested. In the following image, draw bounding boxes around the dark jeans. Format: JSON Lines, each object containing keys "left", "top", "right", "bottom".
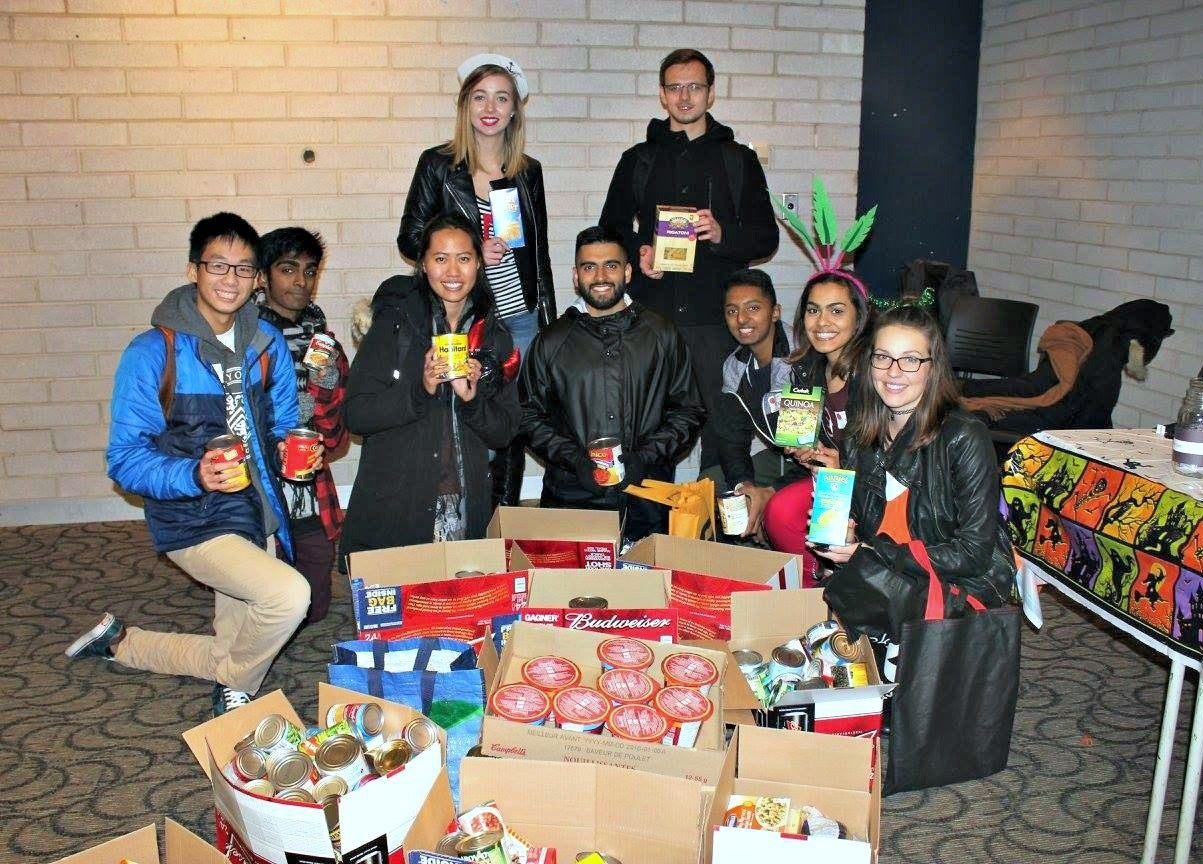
{"left": 277, "top": 517, "right": 335, "bottom": 624}
{"left": 680, "top": 323, "right": 736, "bottom": 471}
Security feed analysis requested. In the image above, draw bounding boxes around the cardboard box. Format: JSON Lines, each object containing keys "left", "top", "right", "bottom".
{"left": 519, "top": 567, "right": 679, "bottom": 642}
{"left": 619, "top": 535, "right": 802, "bottom": 639}
{"left": 182, "top": 683, "right": 455, "bottom": 864}
{"left": 345, "top": 538, "right": 529, "bottom": 645}
{"left": 460, "top": 748, "right": 736, "bottom": 864}
{"left": 52, "top": 820, "right": 225, "bottom": 864}
{"left": 712, "top": 725, "right": 880, "bottom": 864}
{"left": 488, "top": 506, "right": 621, "bottom": 569}
{"left": 727, "top": 588, "right": 893, "bottom": 738}
{"left": 477, "top": 621, "right": 734, "bottom": 784}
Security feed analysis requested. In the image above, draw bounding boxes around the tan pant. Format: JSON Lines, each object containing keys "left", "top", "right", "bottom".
{"left": 113, "top": 534, "right": 310, "bottom": 694}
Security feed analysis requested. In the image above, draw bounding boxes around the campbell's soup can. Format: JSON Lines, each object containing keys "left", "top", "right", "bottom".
{"left": 605, "top": 702, "right": 668, "bottom": 743}
{"left": 431, "top": 332, "right": 469, "bottom": 380}
{"left": 302, "top": 332, "right": 336, "bottom": 370}
{"left": 489, "top": 683, "right": 551, "bottom": 726}
{"left": 596, "top": 636, "right": 654, "bottom": 672}
{"left": 588, "top": 437, "right": 625, "bottom": 486}
{"left": 205, "top": 433, "right": 250, "bottom": 492}
{"left": 661, "top": 651, "right": 720, "bottom": 697}
{"left": 717, "top": 489, "right": 749, "bottom": 535}
{"left": 597, "top": 667, "right": 658, "bottom": 707}
{"left": 281, "top": 428, "right": 321, "bottom": 481}
{"left": 552, "top": 686, "right": 610, "bottom": 734}
{"left": 654, "top": 685, "right": 714, "bottom": 748}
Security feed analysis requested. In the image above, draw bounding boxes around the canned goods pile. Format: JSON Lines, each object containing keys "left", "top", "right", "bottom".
{"left": 220, "top": 704, "right": 439, "bottom": 804}
{"left": 723, "top": 794, "right": 848, "bottom": 839}
{"left": 734, "top": 619, "right": 869, "bottom": 711}
{"left": 487, "top": 639, "right": 717, "bottom": 749}
{"left": 431, "top": 800, "right": 554, "bottom": 862}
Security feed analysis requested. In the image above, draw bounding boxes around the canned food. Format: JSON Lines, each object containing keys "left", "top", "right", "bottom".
{"left": 326, "top": 702, "right": 385, "bottom": 750}
{"left": 369, "top": 738, "right": 413, "bottom": 776}
{"left": 832, "top": 661, "right": 869, "bottom": 689}
{"left": 489, "top": 683, "right": 551, "bottom": 726}
{"left": 553, "top": 687, "right": 610, "bottom": 734}
{"left": 314, "top": 734, "right": 372, "bottom": 788}
{"left": 455, "top": 569, "right": 486, "bottom": 578}
{"left": 767, "top": 646, "right": 808, "bottom": 682}
{"left": 520, "top": 655, "right": 582, "bottom": 692}
{"left": 431, "top": 332, "right": 469, "bottom": 380}
{"left": 588, "top": 437, "right": 625, "bottom": 486}
{"left": 265, "top": 749, "right": 316, "bottom": 791}
{"left": 233, "top": 729, "right": 258, "bottom": 753}
{"left": 204, "top": 433, "right": 250, "bottom": 492}
{"left": 254, "top": 713, "right": 304, "bottom": 758}
{"left": 436, "top": 831, "right": 467, "bottom": 856}
{"left": 654, "top": 685, "right": 714, "bottom": 748}
{"left": 813, "top": 630, "right": 859, "bottom": 667}
{"left": 717, "top": 489, "right": 749, "bottom": 535}
{"left": 661, "top": 651, "right": 719, "bottom": 696}
{"left": 274, "top": 787, "right": 316, "bottom": 804}
{"left": 298, "top": 720, "right": 354, "bottom": 759}
{"left": 767, "top": 671, "right": 827, "bottom": 706}
{"left": 302, "top": 332, "right": 336, "bottom": 370}
{"left": 223, "top": 746, "right": 268, "bottom": 785}
{"left": 605, "top": 703, "right": 668, "bottom": 743}
{"left": 805, "top": 619, "right": 841, "bottom": 650}
{"left": 402, "top": 716, "right": 441, "bottom": 754}
{"left": 242, "top": 778, "right": 274, "bottom": 797}
{"left": 568, "top": 595, "right": 608, "bottom": 609}
{"left": 597, "top": 636, "right": 654, "bottom": 672}
{"left": 731, "top": 648, "right": 765, "bottom": 676}
{"left": 455, "top": 829, "right": 508, "bottom": 863}
{"left": 597, "top": 667, "right": 658, "bottom": 707}
{"left": 312, "top": 774, "right": 348, "bottom": 804}
{"left": 281, "top": 428, "right": 321, "bottom": 481}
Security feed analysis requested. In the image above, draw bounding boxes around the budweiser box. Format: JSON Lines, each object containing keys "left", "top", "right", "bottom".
{"left": 182, "top": 683, "right": 454, "bottom": 864}
{"left": 478, "top": 621, "right": 733, "bottom": 784}
{"left": 727, "top": 588, "right": 893, "bottom": 738}
{"left": 461, "top": 746, "right": 736, "bottom": 864}
{"left": 619, "top": 534, "right": 802, "bottom": 639}
{"left": 52, "top": 820, "right": 225, "bottom": 864}
{"left": 520, "top": 567, "right": 679, "bottom": 643}
{"left": 652, "top": 204, "right": 699, "bottom": 273}
{"left": 711, "top": 725, "right": 880, "bottom": 864}
{"left": 488, "top": 505, "right": 621, "bottom": 569}
{"left": 345, "top": 538, "right": 528, "bottom": 646}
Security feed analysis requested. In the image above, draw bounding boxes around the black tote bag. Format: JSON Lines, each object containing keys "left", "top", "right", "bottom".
{"left": 885, "top": 540, "right": 1021, "bottom": 795}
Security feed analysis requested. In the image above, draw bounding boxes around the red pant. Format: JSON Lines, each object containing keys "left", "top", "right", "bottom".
{"left": 763, "top": 476, "right": 821, "bottom": 588}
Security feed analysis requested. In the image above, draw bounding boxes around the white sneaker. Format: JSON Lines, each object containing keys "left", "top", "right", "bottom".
{"left": 212, "top": 684, "right": 252, "bottom": 716}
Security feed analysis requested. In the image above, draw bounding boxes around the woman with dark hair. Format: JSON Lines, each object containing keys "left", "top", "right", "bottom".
{"left": 398, "top": 53, "right": 554, "bottom": 507}
{"left": 817, "top": 305, "right": 1015, "bottom": 665}
{"left": 340, "top": 213, "right": 520, "bottom": 561}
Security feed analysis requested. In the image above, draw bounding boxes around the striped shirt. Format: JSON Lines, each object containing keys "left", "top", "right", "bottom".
{"left": 477, "top": 195, "right": 528, "bottom": 319}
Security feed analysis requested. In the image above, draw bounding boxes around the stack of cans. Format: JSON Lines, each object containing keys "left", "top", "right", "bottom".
{"left": 734, "top": 619, "right": 868, "bottom": 711}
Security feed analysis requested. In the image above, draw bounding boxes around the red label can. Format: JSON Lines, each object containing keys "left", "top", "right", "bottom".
{"left": 205, "top": 433, "right": 250, "bottom": 492}
{"left": 302, "top": 332, "right": 336, "bottom": 370}
{"left": 587, "top": 437, "right": 625, "bottom": 486}
{"left": 281, "top": 428, "right": 321, "bottom": 481}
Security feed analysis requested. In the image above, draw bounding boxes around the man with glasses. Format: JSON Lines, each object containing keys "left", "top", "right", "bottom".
{"left": 67, "top": 212, "right": 310, "bottom": 717}
{"left": 600, "top": 48, "right": 778, "bottom": 476}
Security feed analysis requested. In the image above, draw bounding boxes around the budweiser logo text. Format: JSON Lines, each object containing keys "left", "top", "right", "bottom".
{"left": 563, "top": 611, "right": 673, "bottom": 630}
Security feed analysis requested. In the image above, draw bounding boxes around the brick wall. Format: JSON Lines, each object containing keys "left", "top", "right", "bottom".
{"left": 970, "top": 0, "right": 1203, "bottom": 428}
{"left": 0, "top": 1, "right": 865, "bottom": 524}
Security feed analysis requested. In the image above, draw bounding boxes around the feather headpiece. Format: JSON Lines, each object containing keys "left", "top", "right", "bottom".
{"left": 772, "top": 176, "right": 878, "bottom": 298}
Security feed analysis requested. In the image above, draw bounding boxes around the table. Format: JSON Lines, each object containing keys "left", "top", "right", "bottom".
{"left": 1003, "top": 429, "right": 1203, "bottom": 864}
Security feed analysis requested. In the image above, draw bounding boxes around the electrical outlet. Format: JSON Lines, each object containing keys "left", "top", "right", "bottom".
{"left": 750, "top": 141, "right": 770, "bottom": 166}
{"left": 782, "top": 193, "right": 801, "bottom": 215}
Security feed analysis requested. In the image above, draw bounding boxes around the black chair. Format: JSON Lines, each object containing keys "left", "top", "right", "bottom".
{"left": 944, "top": 294, "right": 1039, "bottom": 379}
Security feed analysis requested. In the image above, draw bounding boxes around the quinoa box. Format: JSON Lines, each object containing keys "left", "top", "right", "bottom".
{"left": 487, "top": 505, "right": 621, "bottom": 569}
{"left": 182, "top": 683, "right": 454, "bottom": 864}
{"left": 51, "top": 820, "right": 225, "bottom": 864}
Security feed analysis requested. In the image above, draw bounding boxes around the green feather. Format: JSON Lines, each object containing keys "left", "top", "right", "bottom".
{"left": 812, "top": 176, "right": 837, "bottom": 247}
{"left": 771, "top": 194, "right": 817, "bottom": 255}
{"left": 839, "top": 205, "right": 878, "bottom": 256}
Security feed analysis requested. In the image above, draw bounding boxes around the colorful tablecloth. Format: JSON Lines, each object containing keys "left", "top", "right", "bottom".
{"left": 1002, "top": 429, "right": 1203, "bottom": 658}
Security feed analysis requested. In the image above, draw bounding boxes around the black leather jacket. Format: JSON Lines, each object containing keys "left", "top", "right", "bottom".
{"left": 398, "top": 145, "right": 556, "bottom": 327}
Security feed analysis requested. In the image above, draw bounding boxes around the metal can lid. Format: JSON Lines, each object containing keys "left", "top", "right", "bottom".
{"left": 233, "top": 729, "right": 258, "bottom": 752}
{"left": 313, "top": 774, "right": 348, "bottom": 802}
{"left": 828, "top": 631, "right": 859, "bottom": 661}
{"left": 234, "top": 747, "right": 268, "bottom": 780}
{"left": 568, "top": 594, "right": 609, "bottom": 609}
{"left": 605, "top": 703, "right": 668, "bottom": 742}
{"left": 719, "top": 489, "right": 746, "bottom": 500}
{"left": 266, "top": 750, "right": 313, "bottom": 789}
{"left": 456, "top": 830, "right": 505, "bottom": 854}
{"left": 731, "top": 649, "right": 764, "bottom": 668}
{"left": 520, "top": 655, "right": 581, "bottom": 690}
{"left": 309, "top": 332, "right": 336, "bottom": 347}
{"left": 315, "top": 734, "right": 363, "bottom": 772}
{"left": 454, "top": 569, "right": 486, "bottom": 578}
{"left": 489, "top": 683, "right": 551, "bottom": 723}
{"left": 662, "top": 651, "right": 720, "bottom": 687}
{"left": 436, "top": 832, "right": 466, "bottom": 855}
{"left": 596, "top": 637, "right": 654, "bottom": 670}
{"left": 597, "top": 668, "right": 657, "bottom": 702}
{"left": 205, "top": 433, "right": 241, "bottom": 451}
{"left": 402, "top": 716, "right": 440, "bottom": 752}
{"left": 654, "top": 685, "right": 714, "bottom": 723}
{"left": 370, "top": 738, "right": 413, "bottom": 775}
{"left": 242, "top": 778, "right": 275, "bottom": 797}
{"left": 286, "top": 427, "right": 321, "bottom": 440}
{"left": 275, "top": 787, "right": 316, "bottom": 803}
{"left": 770, "top": 646, "right": 807, "bottom": 669}
{"left": 588, "top": 436, "right": 621, "bottom": 449}
{"left": 553, "top": 687, "right": 610, "bottom": 724}
{"left": 254, "top": 714, "right": 292, "bottom": 749}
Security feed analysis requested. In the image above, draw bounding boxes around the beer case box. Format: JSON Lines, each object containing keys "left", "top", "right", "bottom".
{"left": 461, "top": 747, "right": 737, "bottom": 864}
{"left": 182, "top": 683, "right": 455, "bottom": 864}
{"left": 51, "top": 820, "right": 225, "bottom": 864}
{"left": 525, "top": 566, "right": 679, "bottom": 642}
{"left": 487, "top": 505, "right": 621, "bottom": 569}
{"left": 652, "top": 204, "right": 699, "bottom": 273}
{"left": 711, "top": 725, "right": 880, "bottom": 864}
{"left": 726, "top": 588, "right": 894, "bottom": 738}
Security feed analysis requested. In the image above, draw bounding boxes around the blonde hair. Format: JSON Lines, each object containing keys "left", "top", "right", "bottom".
{"left": 442, "top": 64, "right": 529, "bottom": 178}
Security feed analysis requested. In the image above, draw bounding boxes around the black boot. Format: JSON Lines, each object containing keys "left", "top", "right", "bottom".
{"left": 491, "top": 439, "right": 528, "bottom": 508}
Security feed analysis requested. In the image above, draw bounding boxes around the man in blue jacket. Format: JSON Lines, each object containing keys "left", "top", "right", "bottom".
{"left": 66, "top": 212, "right": 311, "bottom": 716}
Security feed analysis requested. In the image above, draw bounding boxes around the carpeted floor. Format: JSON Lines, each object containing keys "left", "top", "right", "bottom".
{"left": 2, "top": 520, "right": 1200, "bottom": 863}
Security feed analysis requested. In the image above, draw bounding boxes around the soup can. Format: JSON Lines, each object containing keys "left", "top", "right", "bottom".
{"left": 312, "top": 774, "right": 348, "bottom": 804}
{"left": 431, "top": 332, "right": 469, "bottom": 380}
{"left": 223, "top": 746, "right": 268, "bottom": 786}
{"left": 521, "top": 655, "right": 582, "bottom": 692}
{"left": 597, "top": 636, "right": 654, "bottom": 672}
{"left": 605, "top": 702, "right": 668, "bottom": 743}
{"left": 588, "top": 437, "right": 625, "bottom": 486}
{"left": 265, "top": 749, "right": 316, "bottom": 792}
{"left": 455, "top": 830, "right": 508, "bottom": 864}
{"left": 274, "top": 787, "right": 316, "bottom": 804}
{"left": 597, "top": 667, "right": 658, "bottom": 707}
{"left": 654, "top": 685, "right": 714, "bottom": 748}
{"left": 302, "top": 332, "right": 336, "bottom": 371}
{"left": 403, "top": 716, "right": 441, "bottom": 754}
{"left": 717, "top": 489, "right": 749, "bottom": 535}
{"left": 242, "top": 778, "right": 274, "bottom": 797}
{"left": 805, "top": 619, "right": 841, "bottom": 650}
{"left": 368, "top": 738, "right": 413, "bottom": 776}
{"left": 553, "top": 686, "right": 610, "bottom": 734}
{"left": 813, "top": 630, "right": 860, "bottom": 668}
{"left": 766, "top": 646, "right": 808, "bottom": 683}
{"left": 489, "top": 683, "right": 551, "bottom": 726}
{"left": 281, "top": 428, "right": 321, "bottom": 481}
{"left": 205, "top": 433, "right": 250, "bottom": 492}
{"left": 661, "top": 651, "right": 719, "bottom": 697}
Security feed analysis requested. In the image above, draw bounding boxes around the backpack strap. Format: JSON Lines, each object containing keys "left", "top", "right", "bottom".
{"left": 630, "top": 146, "right": 656, "bottom": 216}
{"left": 632, "top": 141, "right": 746, "bottom": 223}
{"left": 156, "top": 325, "right": 175, "bottom": 419}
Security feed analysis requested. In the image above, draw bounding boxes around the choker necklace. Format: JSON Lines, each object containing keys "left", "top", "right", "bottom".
{"left": 890, "top": 406, "right": 917, "bottom": 418}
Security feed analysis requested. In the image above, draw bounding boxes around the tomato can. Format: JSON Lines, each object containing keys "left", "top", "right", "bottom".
{"left": 326, "top": 702, "right": 385, "bottom": 750}
{"left": 654, "top": 685, "right": 714, "bottom": 748}
{"left": 298, "top": 720, "right": 353, "bottom": 759}
{"left": 205, "top": 433, "right": 250, "bottom": 492}
{"left": 489, "top": 683, "right": 551, "bottom": 726}
{"left": 661, "top": 651, "right": 720, "bottom": 697}
{"left": 281, "top": 428, "right": 321, "bottom": 481}
{"left": 605, "top": 702, "right": 668, "bottom": 743}
{"left": 717, "top": 489, "right": 749, "bottom": 535}
{"left": 587, "top": 437, "right": 625, "bottom": 486}
{"left": 302, "top": 332, "right": 336, "bottom": 371}
{"left": 597, "top": 667, "right": 658, "bottom": 707}
{"left": 431, "top": 332, "right": 469, "bottom": 380}
{"left": 596, "top": 636, "right": 654, "bottom": 672}
{"left": 553, "top": 686, "right": 610, "bottom": 734}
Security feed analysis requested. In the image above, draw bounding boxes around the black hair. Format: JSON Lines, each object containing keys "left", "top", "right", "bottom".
{"left": 257, "top": 227, "right": 325, "bottom": 272}
{"left": 574, "top": 225, "right": 627, "bottom": 259}
{"left": 659, "top": 49, "right": 715, "bottom": 87}
{"left": 188, "top": 212, "right": 259, "bottom": 263}
{"left": 414, "top": 212, "right": 493, "bottom": 313}
{"left": 723, "top": 268, "right": 776, "bottom": 306}
{"left": 789, "top": 270, "right": 874, "bottom": 381}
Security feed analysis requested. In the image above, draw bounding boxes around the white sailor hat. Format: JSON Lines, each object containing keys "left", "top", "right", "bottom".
{"left": 457, "top": 52, "right": 529, "bottom": 100}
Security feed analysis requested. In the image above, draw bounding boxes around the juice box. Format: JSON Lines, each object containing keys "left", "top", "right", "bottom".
{"left": 807, "top": 467, "right": 856, "bottom": 546}
{"left": 652, "top": 205, "right": 699, "bottom": 273}
{"left": 489, "top": 187, "right": 525, "bottom": 248}
{"left": 774, "top": 385, "right": 824, "bottom": 448}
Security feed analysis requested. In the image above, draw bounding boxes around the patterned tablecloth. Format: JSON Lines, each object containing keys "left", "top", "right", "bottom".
{"left": 1002, "top": 428, "right": 1203, "bottom": 659}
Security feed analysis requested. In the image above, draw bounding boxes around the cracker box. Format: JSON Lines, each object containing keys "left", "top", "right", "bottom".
{"left": 808, "top": 467, "right": 856, "bottom": 546}
{"left": 773, "top": 384, "right": 824, "bottom": 448}
{"left": 487, "top": 506, "right": 621, "bottom": 569}
{"left": 51, "top": 820, "right": 225, "bottom": 864}
{"left": 652, "top": 205, "right": 699, "bottom": 273}
{"left": 182, "top": 683, "right": 454, "bottom": 864}
{"left": 489, "top": 187, "right": 526, "bottom": 248}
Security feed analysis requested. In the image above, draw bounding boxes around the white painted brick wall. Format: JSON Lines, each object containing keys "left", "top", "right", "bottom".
{"left": 971, "top": 0, "right": 1203, "bottom": 430}
{"left": 0, "top": 1, "right": 864, "bottom": 523}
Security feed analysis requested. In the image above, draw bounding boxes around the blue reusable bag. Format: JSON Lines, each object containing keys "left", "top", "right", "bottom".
{"left": 328, "top": 638, "right": 485, "bottom": 805}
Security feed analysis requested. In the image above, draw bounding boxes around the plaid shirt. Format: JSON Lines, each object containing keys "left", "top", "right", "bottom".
{"left": 310, "top": 339, "right": 349, "bottom": 540}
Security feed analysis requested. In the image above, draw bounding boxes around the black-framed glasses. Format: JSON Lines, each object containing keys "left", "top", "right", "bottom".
{"left": 196, "top": 260, "right": 258, "bottom": 279}
{"left": 870, "top": 352, "right": 932, "bottom": 373}
{"left": 663, "top": 83, "right": 709, "bottom": 95}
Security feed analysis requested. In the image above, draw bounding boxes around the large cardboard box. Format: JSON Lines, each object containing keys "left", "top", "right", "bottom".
{"left": 515, "top": 567, "right": 679, "bottom": 642}
{"left": 460, "top": 748, "right": 736, "bottom": 864}
{"left": 727, "top": 588, "right": 893, "bottom": 738}
{"left": 619, "top": 534, "right": 802, "bottom": 638}
{"left": 488, "top": 505, "right": 621, "bottom": 568}
{"left": 52, "top": 820, "right": 225, "bottom": 864}
{"left": 712, "top": 725, "right": 880, "bottom": 864}
{"left": 182, "top": 683, "right": 455, "bottom": 864}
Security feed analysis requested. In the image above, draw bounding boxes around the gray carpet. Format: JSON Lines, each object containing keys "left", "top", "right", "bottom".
{"left": 2, "top": 521, "right": 1200, "bottom": 863}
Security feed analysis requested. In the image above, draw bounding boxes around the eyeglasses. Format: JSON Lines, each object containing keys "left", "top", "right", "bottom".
{"left": 870, "top": 352, "right": 932, "bottom": 373}
{"left": 196, "top": 260, "right": 258, "bottom": 279}
{"left": 663, "top": 83, "right": 709, "bottom": 95}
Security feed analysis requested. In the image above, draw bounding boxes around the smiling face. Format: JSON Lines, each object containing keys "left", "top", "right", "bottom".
{"left": 871, "top": 324, "right": 932, "bottom": 415}
{"left": 262, "top": 252, "right": 319, "bottom": 322}
{"left": 468, "top": 73, "right": 515, "bottom": 139}
{"left": 188, "top": 237, "right": 258, "bottom": 335}
{"left": 422, "top": 227, "right": 479, "bottom": 312}
{"left": 659, "top": 60, "right": 714, "bottom": 133}
{"left": 802, "top": 280, "right": 858, "bottom": 364}
{"left": 573, "top": 241, "right": 631, "bottom": 316}
{"left": 723, "top": 283, "right": 780, "bottom": 360}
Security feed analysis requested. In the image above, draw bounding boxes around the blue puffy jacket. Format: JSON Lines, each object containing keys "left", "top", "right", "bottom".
{"left": 107, "top": 284, "right": 299, "bottom": 558}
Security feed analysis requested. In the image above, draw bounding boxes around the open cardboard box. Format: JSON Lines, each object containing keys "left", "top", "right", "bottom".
{"left": 478, "top": 621, "right": 740, "bottom": 784}
{"left": 52, "top": 820, "right": 224, "bottom": 864}
{"left": 488, "top": 505, "right": 621, "bottom": 569}
{"left": 728, "top": 588, "right": 893, "bottom": 737}
{"left": 712, "top": 725, "right": 880, "bottom": 864}
{"left": 182, "top": 683, "right": 454, "bottom": 864}
{"left": 515, "top": 566, "right": 679, "bottom": 642}
{"left": 460, "top": 746, "right": 736, "bottom": 864}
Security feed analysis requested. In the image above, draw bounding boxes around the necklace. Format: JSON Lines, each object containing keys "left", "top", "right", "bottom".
{"left": 890, "top": 406, "right": 917, "bottom": 418}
